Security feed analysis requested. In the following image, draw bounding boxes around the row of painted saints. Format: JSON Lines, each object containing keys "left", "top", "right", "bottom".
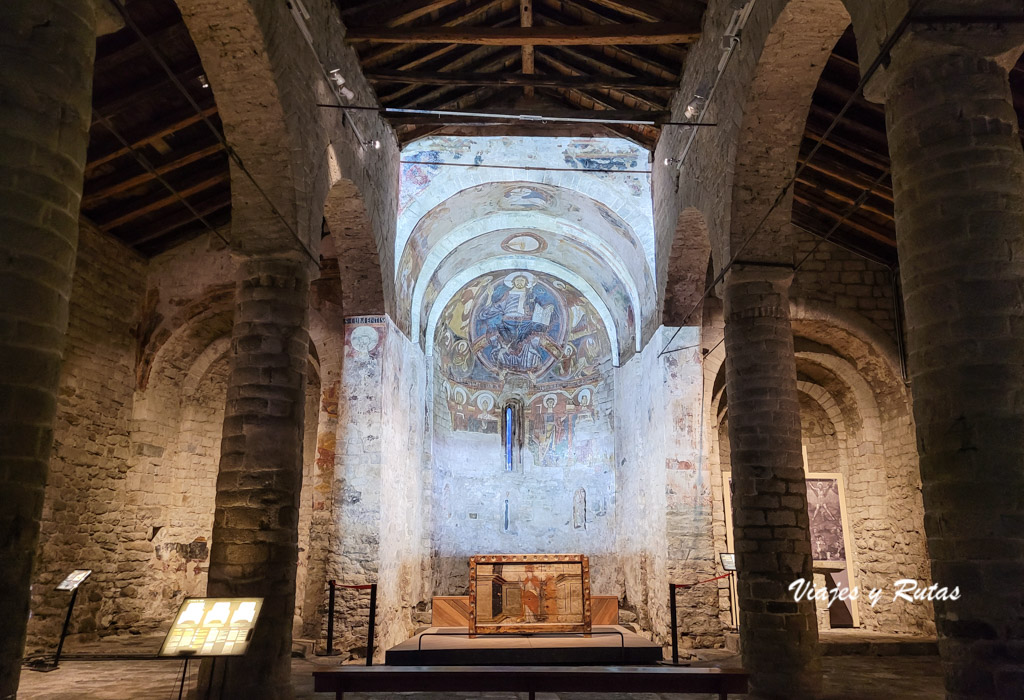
{"left": 437, "top": 271, "right": 609, "bottom": 384}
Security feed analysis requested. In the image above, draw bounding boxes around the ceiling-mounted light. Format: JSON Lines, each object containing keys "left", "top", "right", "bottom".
{"left": 683, "top": 94, "right": 706, "bottom": 121}
{"left": 199, "top": 73, "right": 209, "bottom": 89}
{"left": 329, "top": 69, "right": 355, "bottom": 101}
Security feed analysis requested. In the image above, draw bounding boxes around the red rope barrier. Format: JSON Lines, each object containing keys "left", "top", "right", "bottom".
{"left": 671, "top": 572, "right": 732, "bottom": 589}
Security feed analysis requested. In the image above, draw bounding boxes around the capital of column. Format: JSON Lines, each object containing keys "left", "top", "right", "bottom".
{"left": 723, "top": 262, "right": 795, "bottom": 289}
{"left": 868, "top": 19, "right": 1024, "bottom": 104}
{"left": 234, "top": 250, "right": 317, "bottom": 289}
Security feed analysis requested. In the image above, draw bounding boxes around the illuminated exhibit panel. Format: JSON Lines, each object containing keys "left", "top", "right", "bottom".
{"left": 159, "top": 598, "right": 263, "bottom": 657}
{"left": 55, "top": 569, "right": 92, "bottom": 591}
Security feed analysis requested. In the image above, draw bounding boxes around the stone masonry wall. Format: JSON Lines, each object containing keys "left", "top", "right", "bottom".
{"left": 325, "top": 315, "right": 387, "bottom": 660}
{"left": 28, "top": 222, "right": 145, "bottom": 646}
{"left": 616, "top": 327, "right": 721, "bottom": 651}
{"left": 662, "top": 328, "right": 723, "bottom": 650}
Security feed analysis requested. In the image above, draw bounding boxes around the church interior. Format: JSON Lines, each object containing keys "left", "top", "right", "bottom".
{"left": 2, "top": 0, "right": 1023, "bottom": 699}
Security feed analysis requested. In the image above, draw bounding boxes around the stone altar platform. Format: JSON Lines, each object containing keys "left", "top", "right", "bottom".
{"left": 385, "top": 625, "right": 663, "bottom": 666}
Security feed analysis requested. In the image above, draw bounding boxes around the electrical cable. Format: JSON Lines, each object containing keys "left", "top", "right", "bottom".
{"left": 105, "top": 0, "right": 320, "bottom": 266}
{"left": 658, "top": 0, "right": 925, "bottom": 357}
{"left": 316, "top": 102, "right": 717, "bottom": 127}
{"left": 399, "top": 159, "right": 651, "bottom": 174}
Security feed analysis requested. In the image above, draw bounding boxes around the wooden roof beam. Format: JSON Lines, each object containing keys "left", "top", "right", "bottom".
{"left": 583, "top": 0, "right": 702, "bottom": 24}
{"left": 541, "top": 0, "right": 685, "bottom": 64}
{"left": 86, "top": 106, "right": 219, "bottom": 172}
{"left": 357, "top": 0, "right": 511, "bottom": 68}
{"left": 346, "top": 22, "right": 701, "bottom": 45}
{"left": 99, "top": 172, "right": 229, "bottom": 231}
{"left": 534, "top": 49, "right": 664, "bottom": 111}
{"left": 348, "top": 0, "right": 466, "bottom": 28}
{"left": 792, "top": 194, "right": 896, "bottom": 246}
{"left": 535, "top": 14, "right": 678, "bottom": 80}
{"left": 521, "top": 0, "right": 535, "bottom": 97}
{"left": 794, "top": 176, "right": 893, "bottom": 220}
{"left": 82, "top": 142, "right": 225, "bottom": 209}
{"left": 384, "top": 106, "right": 668, "bottom": 124}
{"left": 367, "top": 68, "right": 677, "bottom": 91}
{"left": 399, "top": 49, "right": 520, "bottom": 108}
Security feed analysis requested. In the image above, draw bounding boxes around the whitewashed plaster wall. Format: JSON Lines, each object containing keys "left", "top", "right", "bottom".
{"left": 378, "top": 319, "right": 429, "bottom": 657}
{"left": 614, "top": 326, "right": 720, "bottom": 648}
{"left": 428, "top": 358, "right": 618, "bottom": 598}
{"left": 327, "top": 314, "right": 428, "bottom": 660}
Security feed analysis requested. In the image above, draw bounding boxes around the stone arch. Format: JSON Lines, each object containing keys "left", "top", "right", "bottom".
{"left": 704, "top": 295, "right": 933, "bottom": 634}
{"left": 323, "top": 172, "right": 386, "bottom": 316}
{"left": 729, "top": 0, "right": 854, "bottom": 262}
{"left": 173, "top": 0, "right": 314, "bottom": 252}
{"left": 788, "top": 303, "right": 933, "bottom": 634}
{"left": 424, "top": 256, "right": 622, "bottom": 365}
{"left": 664, "top": 206, "right": 712, "bottom": 326}
{"left": 397, "top": 140, "right": 655, "bottom": 272}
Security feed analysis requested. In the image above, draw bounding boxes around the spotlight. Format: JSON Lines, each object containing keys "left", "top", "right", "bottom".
{"left": 329, "top": 69, "right": 354, "bottom": 101}
{"left": 683, "top": 94, "right": 706, "bottom": 121}
{"left": 365, "top": 139, "right": 382, "bottom": 150}
{"left": 199, "top": 74, "right": 209, "bottom": 89}
{"left": 663, "top": 157, "right": 681, "bottom": 166}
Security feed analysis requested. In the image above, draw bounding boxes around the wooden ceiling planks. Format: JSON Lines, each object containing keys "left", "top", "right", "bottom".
{"left": 341, "top": 0, "right": 701, "bottom": 148}
{"left": 83, "top": 0, "right": 229, "bottom": 257}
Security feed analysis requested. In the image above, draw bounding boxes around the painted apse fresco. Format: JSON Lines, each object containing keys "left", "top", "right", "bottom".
{"left": 430, "top": 269, "right": 617, "bottom": 595}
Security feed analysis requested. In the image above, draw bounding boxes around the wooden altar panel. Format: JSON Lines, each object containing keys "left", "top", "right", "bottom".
{"left": 432, "top": 595, "right": 618, "bottom": 627}
{"left": 591, "top": 596, "right": 618, "bottom": 625}
{"left": 470, "top": 554, "right": 591, "bottom": 634}
{"left": 432, "top": 596, "right": 473, "bottom": 627}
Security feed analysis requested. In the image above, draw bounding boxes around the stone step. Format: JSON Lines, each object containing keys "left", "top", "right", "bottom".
{"left": 819, "top": 634, "right": 938, "bottom": 657}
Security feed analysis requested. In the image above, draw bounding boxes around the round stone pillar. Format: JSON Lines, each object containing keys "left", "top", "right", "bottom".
{"left": 199, "top": 254, "right": 313, "bottom": 700}
{"left": 0, "top": 1, "right": 96, "bottom": 696}
{"left": 722, "top": 265, "right": 820, "bottom": 700}
{"left": 886, "top": 32, "right": 1024, "bottom": 700}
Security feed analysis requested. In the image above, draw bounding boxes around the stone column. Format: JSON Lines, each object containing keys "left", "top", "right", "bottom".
{"left": 722, "top": 265, "right": 820, "bottom": 699}
{"left": 199, "top": 254, "right": 313, "bottom": 699}
{"left": 0, "top": 2, "right": 96, "bottom": 697}
{"left": 885, "top": 30, "right": 1024, "bottom": 700}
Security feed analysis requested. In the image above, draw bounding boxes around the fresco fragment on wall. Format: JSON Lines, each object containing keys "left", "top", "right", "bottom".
{"left": 434, "top": 270, "right": 613, "bottom": 473}
{"left": 401, "top": 136, "right": 647, "bottom": 219}
{"left": 663, "top": 346, "right": 712, "bottom": 512}
{"left": 335, "top": 316, "right": 388, "bottom": 584}
{"left": 436, "top": 270, "right": 610, "bottom": 389}
{"left": 419, "top": 228, "right": 638, "bottom": 351}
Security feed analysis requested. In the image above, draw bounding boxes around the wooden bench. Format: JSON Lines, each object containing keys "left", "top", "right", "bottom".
{"left": 313, "top": 664, "right": 748, "bottom": 699}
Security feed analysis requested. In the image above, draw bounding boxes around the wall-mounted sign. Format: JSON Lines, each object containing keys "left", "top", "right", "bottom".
{"left": 159, "top": 598, "right": 263, "bottom": 657}
{"left": 720, "top": 553, "right": 737, "bottom": 572}
{"left": 56, "top": 570, "right": 92, "bottom": 591}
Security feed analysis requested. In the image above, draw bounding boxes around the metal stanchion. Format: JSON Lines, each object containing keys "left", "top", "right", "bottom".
{"left": 52, "top": 586, "right": 81, "bottom": 668}
{"left": 366, "top": 583, "right": 377, "bottom": 666}
{"left": 669, "top": 583, "right": 679, "bottom": 665}
{"left": 326, "top": 580, "right": 336, "bottom": 656}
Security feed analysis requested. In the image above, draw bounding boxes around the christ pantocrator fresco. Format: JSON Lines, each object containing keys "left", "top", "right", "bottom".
{"left": 434, "top": 269, "right": 614, "bottom": 470}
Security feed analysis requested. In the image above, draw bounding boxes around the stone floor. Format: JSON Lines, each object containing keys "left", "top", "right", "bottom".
{"left": 18, "top": 634, "right": 945, "bottom": 699}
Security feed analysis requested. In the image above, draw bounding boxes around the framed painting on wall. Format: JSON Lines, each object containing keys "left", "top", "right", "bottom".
{"left": 468, "top": 553, "right": 592, "bottom": 634}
